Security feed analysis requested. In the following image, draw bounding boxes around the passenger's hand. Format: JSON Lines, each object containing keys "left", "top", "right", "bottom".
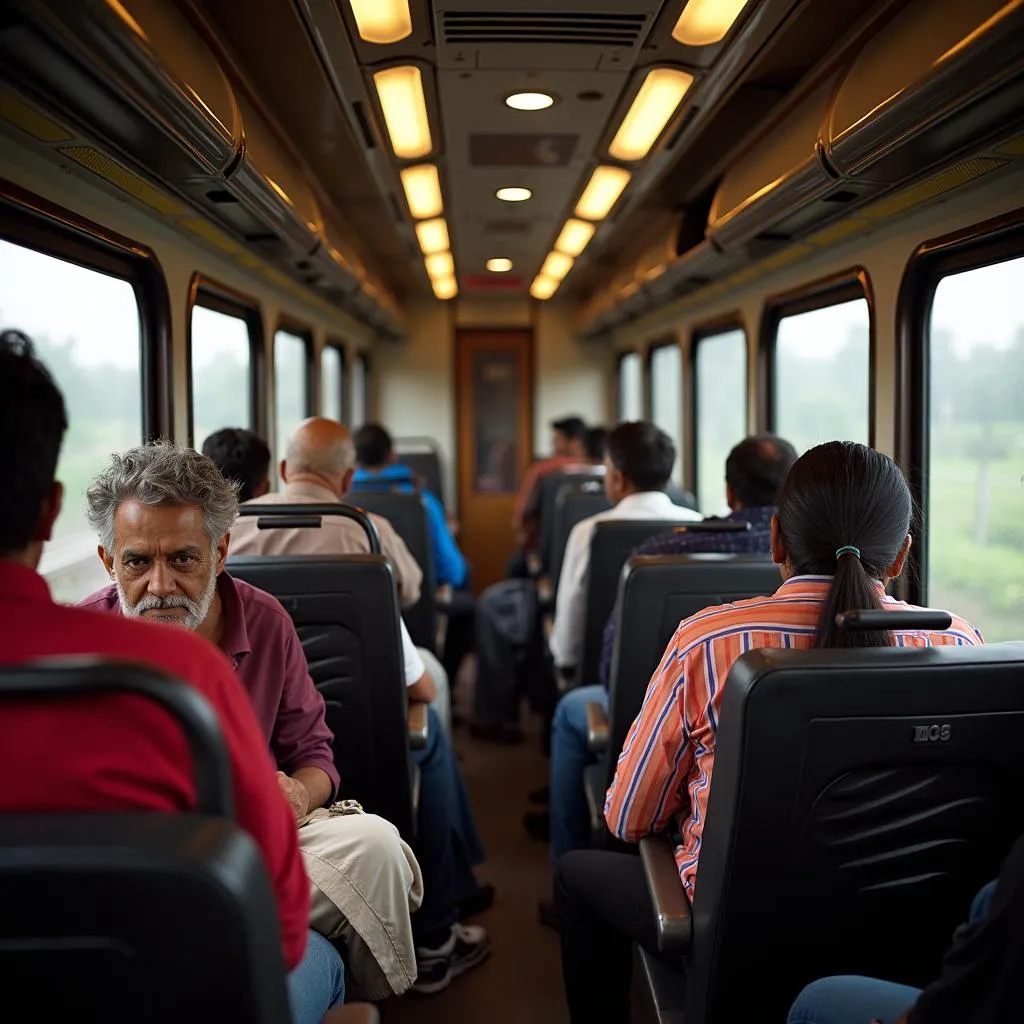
{"left": 276, "top": 771, "right": 310, "bottom": 823}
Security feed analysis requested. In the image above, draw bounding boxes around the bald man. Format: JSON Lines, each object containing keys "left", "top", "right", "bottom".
{"left": 229, "top": 417, "right": 422, "bottom": 607}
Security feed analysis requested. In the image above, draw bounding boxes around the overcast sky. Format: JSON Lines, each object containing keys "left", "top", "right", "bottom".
{"left": 2, "top": 241, "right": 1021, "bottom": 370}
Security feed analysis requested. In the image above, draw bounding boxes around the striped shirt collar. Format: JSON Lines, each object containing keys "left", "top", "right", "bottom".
{"left": 775, "top": 574, "right": 889, "bottom": 600}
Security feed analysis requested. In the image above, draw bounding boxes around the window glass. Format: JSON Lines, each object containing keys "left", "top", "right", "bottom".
{"left": 618, "top": 352, "right": 642, "bottom": 421}
{"left": 274, "top": 328, "right": 309, "bottom": 462}
{"left": 0, "top": 238, "right": 143, "bottom": 599}
{"left": 774, "top": 297, "right": 870, "bottom": 453}
{"left": 926, "top": 255, "right": 1024, "bottom": 642}
{"left": 191, "top": 304, "right": 252, "bottom": 449}
{"left": 321, "top": 344, "right": 344, "bottom": 422}
{"left": 649, "top": 343, "right": 683, "bottom": 482}
{"left": 695, "top": 328, "right": 747, "bottom": 516}
{"left": 351, "top": 353, "right": 368, "bottom": 428}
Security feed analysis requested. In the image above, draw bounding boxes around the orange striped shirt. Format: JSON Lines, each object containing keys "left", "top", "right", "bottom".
{"left": 603, "top": 575, "right": 984, "bottom": 897}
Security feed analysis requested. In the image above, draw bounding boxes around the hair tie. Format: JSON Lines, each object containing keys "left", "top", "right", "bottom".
{"left": 835, "top": 545, "right": 861, "bottom": 560}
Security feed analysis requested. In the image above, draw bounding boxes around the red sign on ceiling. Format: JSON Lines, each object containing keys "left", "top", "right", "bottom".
{"left": 462, "top": 273, "right": 525, "bottom": 290}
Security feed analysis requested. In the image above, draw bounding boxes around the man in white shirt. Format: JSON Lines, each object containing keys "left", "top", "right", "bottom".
{"left": 548, "top": 421, "right": 701, "bottom": 672}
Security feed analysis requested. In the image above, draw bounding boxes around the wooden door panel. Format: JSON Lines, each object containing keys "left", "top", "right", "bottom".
{"left": 456, "top": 329, "right": 533, "bottom": 591}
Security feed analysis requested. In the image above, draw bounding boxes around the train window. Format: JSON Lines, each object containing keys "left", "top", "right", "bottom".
{"left": 617, "top": 351, "right": 643, "bottom": 421}
{"left": 190, "top": 305, "right": 252, "bottom": 448}
{"left": 694, "top": 327, "right": 747, "bottom": 516}
{"left": 648, "top": 341, "right": 683, "bottom": 482}
{"left": 321, "top": 343, "right": 345, "bottom": 423}
{"left": 771, "top": 293, "right": 871, "bottom": 453}
{"left": 925, "top": 255, "right": 1024, "bottom": 642}
{"left": 274, "top": 327, "right": 312, "bottom": 461}
{"left": 0, "top": 238, "right": 143, "bottom": 555}
{"left": 351, "top": 351, "right": 369, "bottom": 427}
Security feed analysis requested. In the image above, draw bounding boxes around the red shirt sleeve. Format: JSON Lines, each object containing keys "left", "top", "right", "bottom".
{"left": 195, "top": 646, "right": 311, "bottom": 971}
{"left": 270, "top": 621, "right": 341, "bottom": 799}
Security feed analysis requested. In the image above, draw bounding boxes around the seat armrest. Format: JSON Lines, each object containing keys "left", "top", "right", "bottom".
{"left": 408, "top": 702, "right": 429, "bottom": 750}
{"left": 639, "top": 834, "right": 693, "bottom": 957}
{"left": 586, "top": 701, "right": 609, "bottom": 753}
{"left": 322, "top": 1004, "right": 380, "bottom": 1024}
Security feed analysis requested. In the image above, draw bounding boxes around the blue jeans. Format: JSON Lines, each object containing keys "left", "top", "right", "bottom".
{"left": 550, "top": 685, "right": 607, "bottom": 863}
{"left": 287, "top": 930, "right": 345, "bottom": 1024}
{"left": 411, "top": 705, "right": 486, "bottom": 945}
{"left": 787, "top": 880, "right": 998, "bottom": 1024}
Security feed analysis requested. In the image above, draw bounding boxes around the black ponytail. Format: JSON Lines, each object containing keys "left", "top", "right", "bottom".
{"left": 776, "top": 442, "right": 912, "bottom": 648}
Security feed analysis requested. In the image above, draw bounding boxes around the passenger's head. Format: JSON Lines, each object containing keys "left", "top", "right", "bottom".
{"left": 87, "top": 442, "right": 238, "bottom": 635}
{"left": 0, "top": 330, "right": 67, "bottom": 567}
{"left": 551, "top": 416, "right": 587, "bottom": 458}
{"left": 201, "top": 427, "right": 271, "bottom": 502}
{"left": 724, "top": 435, "right": 798, "bottom": 510}
{"left": 353, "top": 423, "right": 394, "bottom": 469}
{"left": 584, "top": 426, "right": 609, "bottom": 464}
{"left": 603, "top": 421, "right": 675, "bottom": 504}
{"left": 282, "top": 417, "right": 357, "bottom": 495}
{"left": 772, "top": 441, "right": 913, "bottom": 648}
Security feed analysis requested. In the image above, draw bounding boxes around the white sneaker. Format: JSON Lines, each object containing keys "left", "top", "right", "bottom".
{"left": 413, "top": 923, "right": 490, "bottom": 995}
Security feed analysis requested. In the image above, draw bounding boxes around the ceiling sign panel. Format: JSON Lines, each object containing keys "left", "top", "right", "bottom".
{"left": 468, "top": 133, "right": 578, "bottom": 166}
{"left": 463, "top": 272, "right": 525, "bottom": 290}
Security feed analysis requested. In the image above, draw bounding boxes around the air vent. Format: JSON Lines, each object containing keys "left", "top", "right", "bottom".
{"left": 484, "top": 219, "right": 531, "bottom": 235}
{"left": 442, "top": 11, "right": 647, "bottom": 46}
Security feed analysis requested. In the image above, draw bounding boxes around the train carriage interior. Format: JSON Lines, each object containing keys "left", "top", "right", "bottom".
{"left": 1, "top": 0, "right": 1023, "bottom": 1021}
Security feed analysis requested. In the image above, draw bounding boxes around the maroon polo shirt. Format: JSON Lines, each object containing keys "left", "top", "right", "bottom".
{"left": 80, "top": 571, "right": 341, "bottom": 797}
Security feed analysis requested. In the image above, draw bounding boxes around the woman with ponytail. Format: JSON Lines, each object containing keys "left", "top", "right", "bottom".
{"left": 554, "top": 441, "right": 984, "bottom": 1024}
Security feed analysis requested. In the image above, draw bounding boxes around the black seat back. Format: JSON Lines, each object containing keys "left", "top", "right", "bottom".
{"left": 344, "top": 491, "right": 437, "bottom": 652}
{"left": 537, "top": 472, "right": 604, "bottom": 573}
{"left": 227, "top": 554, "right": 415, "bottom": 842}
{"left": 687, "top": 642, "right": 1024, "bottom": 1023}
{"left": 576, "top": 520, "right": 686, "bottom": 685}
{"left": 0, "top": 661, "right": 290, "bottom": 1022}
{"left": 603, "top": 554, "right": 780, "bottom": 787}
{"left": 549, "top": 481, "right": 611, "bottom": 589}
{"left": 395, "top": 436, "right": 445, "bottom": 507}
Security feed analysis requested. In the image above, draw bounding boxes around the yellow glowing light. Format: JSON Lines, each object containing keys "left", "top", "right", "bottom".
{"left": 496, "top": 186, "right": 532, "bottom": 202}
{"left": 672, "top": 0, "right": 749, "bottom": 47}
{"left": 530, "top": 275, "right": 559, "bottom": 300}
{"left": 415, "top": 217, "right": 450, "bottom": 255}
{"left": 425, "top": 251, "right": 455, "bottom": 279}
{"left": 505, "top": 92, "right": 554, "bottom": 111}
{"left": 373, "top": 65, "right": 432, "bottom": 159}
{"left": 348, "top": 0, "right": 412, "bottom": 44}
{"left": 608, "top": 67, "right": 694, "bottom": 161}
{"left": 486, "top": 258, "right": 513, "bottom": 272}
{"left": 400, "top": 164, "right": 443, "bottom": 219}
{"left": 540, "top": 251, "right": 573, "bottom": 281}
{"left": 575, "top": 166, "right": 631, "bottom": 221}
{"left": 554, "top": 219, "right": 596, "bottom": 256}
{"left": 432, "top": 275, "right": 457, "bottom": 300}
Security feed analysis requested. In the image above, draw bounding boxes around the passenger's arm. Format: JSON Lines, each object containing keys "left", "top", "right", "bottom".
{"left": 196, "top": 649, "right": 310, "bottom": 972}
{"left": 270, "top": 622, "right": 341, "bottom": 805}
{"left": 426, "top": 492, "right": 467, "bottom": 589}
{"left": 548, "top": 522, "right": 589, "bottom": 670}
{"left": 604, "top": 624, "right": 694, "bottom": 842}
{"left": 379, "top": 519, "right": 423, "bottom": 608}
{"left": 400, "top": 619, "right": 437, "bottom": 703}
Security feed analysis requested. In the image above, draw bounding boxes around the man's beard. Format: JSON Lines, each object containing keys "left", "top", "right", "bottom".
{"left": 115, "top": 568, "right": 217, "bottom": 632}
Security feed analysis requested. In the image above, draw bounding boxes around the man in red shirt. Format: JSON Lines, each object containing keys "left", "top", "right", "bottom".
{"left": 0, "top": 330, "right": 342, "bottom": 1023}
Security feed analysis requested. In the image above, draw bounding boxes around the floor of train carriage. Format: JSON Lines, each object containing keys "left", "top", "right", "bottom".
{"left": 387, "top": 658, "right": 569, "bottom": 1024}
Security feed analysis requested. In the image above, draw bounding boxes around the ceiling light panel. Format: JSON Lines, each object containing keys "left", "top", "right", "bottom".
{"left": 486, "top": 258, "right": 513, "bottom": 272}
{"left": 373, "top": 65, "right": 432, "bottom": 159}
{"left": 530, "top": 275, "right": 558, "bottom": 300}
{"left": 608, "top": 68, "right": 694, "bottom": 162}
{"left": 415, "top": 218, "right": 450, "bottom": 255}
{"left": 505, "top": 92, "right": 555, "bottom": 111}
{"left": 432, "top": 275, "right": 457, "bottom": 300}
{"left": 425, "top": 251, "right": 455, "bottom": 278}
{"left": 400, "top": 164, "right": 443, "bottom": 219}
{"left": 575, "top": 166, "right": 632, "bottom": 221}
{"left": 554, "top": 219, "right": 596, "bottom": 257}
{"left": 672, "top": 0, "right": 750, "bottom": 47}
{"left": 348, "top": 0, "right": 412, "bottom": 44}
{"left": 541, "top": 251, "right": 573, "bottom": 281}
{"left": 496, "top": 186, "right": 532, "bottom": 202}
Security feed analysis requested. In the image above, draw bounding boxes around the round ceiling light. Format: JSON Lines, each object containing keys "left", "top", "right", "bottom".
{"left": 505, "top": 91, "right": 555, "bottom": 111}
{"left": 486, "top": 258, "right": 513, "bottom": 273}
{"left": 496, "top": 187, "right": 532, "bottom": 203}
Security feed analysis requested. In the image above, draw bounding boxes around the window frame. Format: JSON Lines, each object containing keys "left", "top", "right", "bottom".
{"left": 186, "top": 273, "right": 266, "bottom": 447}
{"left": 688, "top": 315, "right": 748, "bottom": 501}
{"left": 646, "top": 335, "right": 684, "bottom": 481}
{"left": 1, "top": 180, "right": 172, "bottom": 440}
{"left": 758, "top": 267, "right": 876, "bottom": 446}
{"left": 615, "top": 349, "right": 644, "bottom": 421}
{"left": 320, "top": 339, "right": 348, "bottom": 423}
{"left": 895, "top": 209, "right": 1024, "bottom": 606}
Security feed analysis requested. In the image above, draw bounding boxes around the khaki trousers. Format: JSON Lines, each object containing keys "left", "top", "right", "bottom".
{"left": 298, "top": 803, "right": 423, "bottom": 1000}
